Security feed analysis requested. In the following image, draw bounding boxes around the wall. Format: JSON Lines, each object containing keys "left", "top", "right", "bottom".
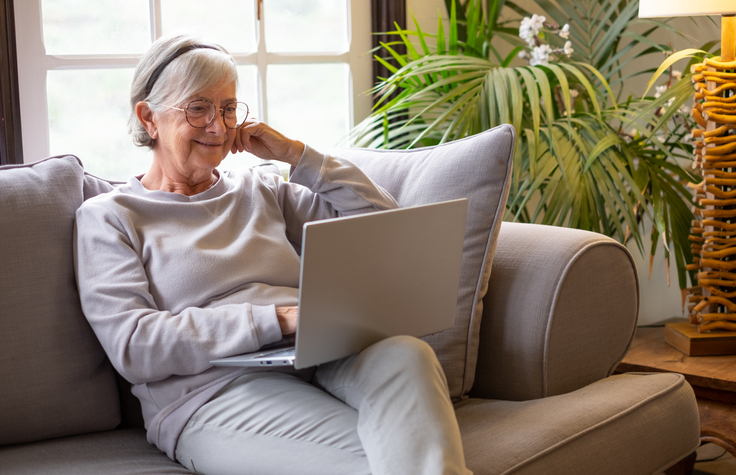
{"left": 406, "top": 0, "right": 446, "bottom": 30}
{"left": 404, "top": 0, "right": 721, "bottom": 325}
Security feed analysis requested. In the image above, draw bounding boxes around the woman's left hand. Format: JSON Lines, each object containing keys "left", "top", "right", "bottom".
{"left": 232, "top": 119, "right": 305, "bottom": 167}
{"left": 275, "top": 306, "right": 299, "bottom": 336}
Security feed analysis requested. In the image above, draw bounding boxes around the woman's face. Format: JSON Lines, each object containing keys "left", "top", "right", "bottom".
{"left": 153, "top": 80, "right": 237, "bottom": 179}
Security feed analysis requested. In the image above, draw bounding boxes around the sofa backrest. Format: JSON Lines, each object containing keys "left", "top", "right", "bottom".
{"left": 332, "top": 124, "right": 515, "bottom": 398}
{"left": 0, "top": 156, "right": 122, "bottom": 446}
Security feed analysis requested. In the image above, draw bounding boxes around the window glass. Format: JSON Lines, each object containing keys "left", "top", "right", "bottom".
{"left": 264, "top": 0, "right": 349, "bottom": 53}
{"left": 161, "top": 0, "right": 257, "bottom": 54}
{"left": 236, "top": 65, "right": 259, "bottom": 118}
{"left": 47, "top": 69, "right": 152, "bottom": 179}
{"left": 41, "top": 0, "right": 150, "bottom": 55}
{"left": 267, "top": 63, "right": 349, "bottom": 151}
{"left": 218, "top": 65, "right": 262, "bottom": 172}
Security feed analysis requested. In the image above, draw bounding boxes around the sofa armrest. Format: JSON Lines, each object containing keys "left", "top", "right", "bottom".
{"left": 470, "top": 222, "right": 639, "bottom": 401}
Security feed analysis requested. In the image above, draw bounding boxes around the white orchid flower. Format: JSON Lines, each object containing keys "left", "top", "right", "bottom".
{"left": 564, "top": 40, "right": 574, "bottom": 57}
{"left": 519, "top": 18, "right": 535, "bottom": 45}
{"left": 530, "top": 44, "right": 553, "bottom": 66}
{"left": 519, "top": 14, "right": 546, "bottom": 46}
{"left": 559, "top": 24, "right": 570, "bottom": 39}
{"left": 530, "top": 14, "right": 546, "bottom": 30}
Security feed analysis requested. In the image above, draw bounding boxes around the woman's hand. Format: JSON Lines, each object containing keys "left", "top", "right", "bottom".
{"left": 232, "top": 119, "right": 305, "bottom": 167}
{"left": 275, "top": 306, "right": 299, "bottom": 335}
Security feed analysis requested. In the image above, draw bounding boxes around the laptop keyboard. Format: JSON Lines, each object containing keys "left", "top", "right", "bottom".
{"left": 255, "top": 348, "right": 296, "bottom": 359}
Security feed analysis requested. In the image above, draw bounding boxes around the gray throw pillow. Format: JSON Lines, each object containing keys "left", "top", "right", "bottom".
{"left": 332, "top": 124, "right": 515, "bottom": 398}
{"left": 0, "top": 155, "right": 120, "bottom": 446}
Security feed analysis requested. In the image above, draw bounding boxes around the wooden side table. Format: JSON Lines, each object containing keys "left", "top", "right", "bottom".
{"left": 616, "top": 326, "right": 736, "bottom": 457}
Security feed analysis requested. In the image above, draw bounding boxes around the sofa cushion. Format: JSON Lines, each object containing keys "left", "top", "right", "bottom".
{"left": 333, "top": 125, "right": 514, "bottom": 398}
{"left": 456, "top": 373, "right": 700, "bottom": 475}
{"left": 0, "top": 428, "right": 193, "bottom": 474}
{"left": 0, "top": 155, "right": 121, "bottom": 446}
{"left": 82, "top": 171, "right": 122, "bottom": 200}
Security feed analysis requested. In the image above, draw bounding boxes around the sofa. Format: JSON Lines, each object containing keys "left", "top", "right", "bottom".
{"left": 0, "top": 124, "right": 700, "bottom": 474}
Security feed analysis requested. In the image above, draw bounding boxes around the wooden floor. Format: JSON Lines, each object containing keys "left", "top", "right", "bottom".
{"left": 691, "top": 444, "right": 736, "bottom": 475}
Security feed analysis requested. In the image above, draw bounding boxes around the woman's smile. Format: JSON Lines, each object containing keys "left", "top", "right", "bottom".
{"left": 194, "top": 139, "right": 225, "bottom": 148}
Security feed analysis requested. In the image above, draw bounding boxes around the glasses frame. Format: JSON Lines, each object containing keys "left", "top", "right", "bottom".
{"left": 160, "top": 99, "right": 249, "bottom": 129}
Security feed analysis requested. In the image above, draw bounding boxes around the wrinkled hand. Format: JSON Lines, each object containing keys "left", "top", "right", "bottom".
{"left": 275, "top": 306, "right": 299, "bottom": 335}
{"left": 232, "top": 119, "right": 305, "bottom": 167}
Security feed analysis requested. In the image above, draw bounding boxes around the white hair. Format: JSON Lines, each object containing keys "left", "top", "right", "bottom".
{"left": 128, "top": 34, "right": 238, "bottom": 149}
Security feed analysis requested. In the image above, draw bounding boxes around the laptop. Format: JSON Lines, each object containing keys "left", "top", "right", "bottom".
{"left": 210, "top": 198, "right": 468, "bottom": 370}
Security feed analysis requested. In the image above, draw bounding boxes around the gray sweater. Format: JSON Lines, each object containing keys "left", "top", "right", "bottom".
{"left": 74, "top": 146, "right": 398, "bottom": 458}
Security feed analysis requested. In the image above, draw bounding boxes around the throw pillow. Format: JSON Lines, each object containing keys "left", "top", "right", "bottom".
{"left": 332, "top": 124, "right": 515, "bottom": 398}
{"left": 0, "top": 155, "right": 120, "bottom": 445}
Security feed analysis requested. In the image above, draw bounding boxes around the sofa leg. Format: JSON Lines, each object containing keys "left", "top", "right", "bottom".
{"left": 663, "top": 451, "right": 696, "bottom": 475}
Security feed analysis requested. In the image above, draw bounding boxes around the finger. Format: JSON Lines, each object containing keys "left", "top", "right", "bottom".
{"left": 238, "top": 124, "right": 260, "bottom": 154}
{"left": 232, "top": 128, "right": 246, "bottom": 154}
{"left": 238, "top": 122, "right": 264, "bottom": 139}
{"left": 240, "top": 118, "right": 261, "bottom": 129}
{"left": 231, "top": 129, "right": 240, "bottom": 154}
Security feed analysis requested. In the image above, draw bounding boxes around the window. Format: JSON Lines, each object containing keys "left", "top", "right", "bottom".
{"left": 14, "top": 0, "right": 372, "bottom": 178}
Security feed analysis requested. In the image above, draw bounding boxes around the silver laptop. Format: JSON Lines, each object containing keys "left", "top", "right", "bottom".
{"left": 210, "top": 198, "right": 468, "bottom": 370}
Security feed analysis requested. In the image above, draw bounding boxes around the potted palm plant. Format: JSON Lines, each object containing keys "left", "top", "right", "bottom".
{"left": 351, "top": 0, "right": 714, "bottom": 292}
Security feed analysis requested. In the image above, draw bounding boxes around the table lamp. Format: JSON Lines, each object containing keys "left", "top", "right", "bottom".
{"left": 639, "top": 1, "right": 735, "bottom": 60}
{"left": 640, "top": 1, "right": 736, "bottom": 334}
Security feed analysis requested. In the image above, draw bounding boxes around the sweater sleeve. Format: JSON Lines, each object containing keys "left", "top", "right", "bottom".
{"left": 276, "top": 144, "right": 399, "bottom": 247}
{"left": 73, "top": 202, "right": 283, "bottom": 385}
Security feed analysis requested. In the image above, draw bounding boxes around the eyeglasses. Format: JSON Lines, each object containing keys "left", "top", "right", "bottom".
{"left": 161, "top": 99, "right": 249, "bottom": 129}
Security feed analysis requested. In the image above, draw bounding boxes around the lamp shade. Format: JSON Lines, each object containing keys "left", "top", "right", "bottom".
{"left": 639, "top": 0, "right": 736, "bottom": 17}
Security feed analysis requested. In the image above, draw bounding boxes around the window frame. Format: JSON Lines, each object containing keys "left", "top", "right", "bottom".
{"left": 5, "top": 0, "right": 393, "bottom": 166}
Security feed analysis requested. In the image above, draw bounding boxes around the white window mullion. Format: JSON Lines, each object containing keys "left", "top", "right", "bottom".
{"left": 15, "top": 0, "right": 50, "bottom": 162}
{"left": 256, "top": 0, "right": 268, "bottom": 124}
{"left": 150, "top": 0, "right": 162, "bottom": 41}
{"left": 45, "top": 56, "right": 140, "bottom": 70}
{"left": 349, "top": 0, "right": 372, "bottom": 131}
{"left": 346, "top": 0, "right": 356, "bottom": 131}
{"left": 266, "top": 53, "right": 350, "bottom": 64}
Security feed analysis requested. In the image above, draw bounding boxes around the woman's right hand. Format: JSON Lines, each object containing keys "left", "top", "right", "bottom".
{"left": 232, "top": 120, "right": 305, "bottom": 168}
{"left": 275, "top": 306, "right": 299, "bottom": 335}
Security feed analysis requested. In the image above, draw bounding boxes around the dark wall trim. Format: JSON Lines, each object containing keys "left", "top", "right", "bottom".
{"left": 371, "top": 0, "right": 406, "bottom": 93}
{"left": 0, "top": 0, "right": 22, "bottom": 165}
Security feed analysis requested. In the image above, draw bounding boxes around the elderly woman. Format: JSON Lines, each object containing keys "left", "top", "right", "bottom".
{"left": 74, "top": 34, "right": 470, "bottom": 475}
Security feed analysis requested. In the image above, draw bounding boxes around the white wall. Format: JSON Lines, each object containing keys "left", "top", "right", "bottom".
{"left": 403, "top": 0, "right": 719, "bottom": 325}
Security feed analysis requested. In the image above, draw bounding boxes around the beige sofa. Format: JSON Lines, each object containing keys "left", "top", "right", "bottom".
{"left": 0, "top": 125, "right": 700, "bottom": 474}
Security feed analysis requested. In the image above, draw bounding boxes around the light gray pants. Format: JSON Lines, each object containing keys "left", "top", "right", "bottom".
{"left": 175, "top": 335, "right": 471, "bottom": 475}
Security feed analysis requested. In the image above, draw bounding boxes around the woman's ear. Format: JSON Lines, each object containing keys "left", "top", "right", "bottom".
{"left": 136, "top": 101, "right": 158, "bottom": 140}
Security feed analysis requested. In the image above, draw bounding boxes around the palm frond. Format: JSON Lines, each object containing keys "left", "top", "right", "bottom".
{"left": 352, "top": 0, "right": 707, "bottom": 290}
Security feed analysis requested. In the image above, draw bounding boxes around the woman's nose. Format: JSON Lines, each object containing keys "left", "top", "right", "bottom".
{"left": 205, "top": 110, "right": 227, "bottom": 133}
